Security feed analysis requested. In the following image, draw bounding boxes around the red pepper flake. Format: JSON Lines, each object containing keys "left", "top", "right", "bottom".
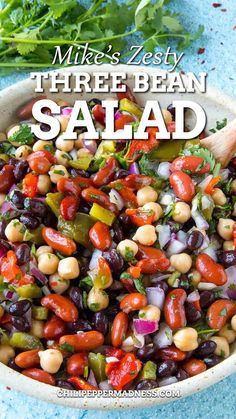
{"left": 212, "top": 3, "right": 222, "bottom": 7}
{"left": 197, "top": 48, "right": 205, "bottom": 55}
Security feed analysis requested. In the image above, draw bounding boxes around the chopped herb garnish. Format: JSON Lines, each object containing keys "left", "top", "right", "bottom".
{"left": 134, "top": 278, "right": 146, "bottom": 295}
{"left": 8, "top": 124, "right": 33, "bottom": 145}
{"left": 59, "top": 343, "right": 75, "bottom": 353}
{"left": 219, "top": 308, "right": 227, "bottom": 317}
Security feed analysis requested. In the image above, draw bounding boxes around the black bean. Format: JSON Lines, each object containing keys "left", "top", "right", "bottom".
{"left": 195, "top": 340, "right": 217, "bottom": 358}
{"left": 176, "top": 368, "right": 189, "bottom": 381}
{"left": 0, "top": 159, "right": 6, "bottom": 170}
{"left": 185, "top": 301, "right": 202, "bottom": 323}
{"left": 9, "top": 158, "right": 18, "bottom": 166}
{"left": 135, "top": 379, "right": 159, "bottom": 390}
{"left": 218, "top": 251, "right": 236, "bottom": 268}
{"left": 92, "top": 311, "right": 108, "bottom": 335}
{"left": 111, "top": 221, "right": 124, "bottom": 243}
{"left": 186, "top": 230, "right": 204, "bottom": 250}
{"left": 24, "top": 198, "right": 47, "bottom": 217}
{"left": 56, "top": 380, "right": 75, "bottom": 390}
{"left": 157, "top": 360, "right": 177, "bottom": 378}
{"left": 118, "top": 213, "right": 130, "bottom": 230}
{"left": 68, "top": 287, "right": 83, "bottom": 310}
{"left": 103, "top": 249, "right": 124, "bottom": 274}
{"left": 78, "top": 201, "right": 91, "bottom": 214}
{"left": 43, "top": 210, "right": 57, "bottom": 228}
{"left": 114, "top": 169, "right": 129, "bottom": 180}
{"left": 0, "top": 238, "right": 12, "bottom": 252}
{"left": 70, "top": 168, "right": 90, "bottom": 178}
{"left": 204, "top": 354, "right": 223, "bottom": 368}
{"left": 12, "top": 316, "right": 30, "bottom": 332}
{"left": 20, "top": 213, "right": 40, "bottom": 230}
{"left": 178, "top": 275, "right": 190, "bottom": 291}
{"left": 0, "top": 221, "right": 7, "bottom": 240}
{"left": 67, "top": 320, "right": 92, "bottom": 333}
{"left": 10, "top": 190, "right": 25, "bottom": 209}
{"left": 167, "top": 104, "right": 176, "bottom": 120}
{"left": 40, "top": 123, "right": 51, "bottom": 132}
{"left": 7, "top": 358, "right": 22, "bottom": 372}
{"left": 136, "top": 345, "right": 155, "bottom": 360}
{"left": 104, "top": 303, "right": 120, "bottom": 320}
{"left": 15, "top": 243, "right": 31, "bottom": 266}
{"left": 13, "top": 160, "right": 29, "bottom": 182}
{"left": 200, "top": 291, "right": 215, "bottom": 309}
{"left": 9, "top": 299, "right": 32, "bottom": 316}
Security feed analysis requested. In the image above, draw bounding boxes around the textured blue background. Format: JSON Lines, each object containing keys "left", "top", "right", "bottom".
{"left": 0, "top": 1, "right": 236, "bottom": 418}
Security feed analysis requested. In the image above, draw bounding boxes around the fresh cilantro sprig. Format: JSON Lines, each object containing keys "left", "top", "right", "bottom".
{"left": 0, "top": 0, "right": 203, "bottom": 72}
{"left": 209, "top": 118, "right": 228, "bottom": 133}
{"left": 8, "top": 124, "right": 34, "bottom": 145}
{"left": 181, "top": 145, "right": 221, "bottom": 177}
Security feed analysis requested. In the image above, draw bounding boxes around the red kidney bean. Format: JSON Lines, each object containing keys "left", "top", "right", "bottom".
{"left": 16, "top": 96, "right": 47, "bottom": 120}
{"left": 28, "top": 157, "right": 52, "bottom": 174}
{"left": 60, "top": 196, "right": 79, "bottom": 221}
{"left": 43, "top": 315, "right": 67, "bottom": 339}
{"left": 171, "top": 156, "right": 210, "bottom": 174}
{"left": 207, "top": 299, "right": 236, "bottom": 329}
{"left": 164, "top": 289, "right": 187, "bottom": 330}
{"left": 182, "top": 358, "right": 207, "bottom": 377}
{"left": 158, "top": 345, "right": 187, "bottom": 362}
{"left": 66, "top": 352, "right": 88, "bottom": 376}
{"left": 92, "top": 104, "right": 105, "bottom": 125}
{"left": 59, "top": 331, "right": 104, "bottom": 351}
{"left": 169, "top": 171, "right": 195, "bottom": 202}
{"left": 15, "top": 350, "right": 40, "bottom": 369}
{"left": 111, "top": 312, "right": 128, "bottom": 347}
{"left": 81, "top": 187, "right": 118, "bottom": 213}
{"left": 42, "top": 227, "right": 76, "bottom": 256}
{"left": 57, "top": 177, "right": 81, "bottom": 196}
{"left": 196, "top": 254, "right": 227, "bottom": 286}
{"left": 22, "top": 368, "right": 55, "bottom": 385}
{"left": 93, "top": 157, "right": 118, "bottom": 187}
{"left": 120, "top": 293, "right": 147, "bottom": 313}
{"left": 0, "top": 165, "right": 15, "bottom": 193}
{"left": 41, "top": 295, "right": 79, "bottom": 322}
{"left": 89, "top": 221, "right": 112, "bottom": 251}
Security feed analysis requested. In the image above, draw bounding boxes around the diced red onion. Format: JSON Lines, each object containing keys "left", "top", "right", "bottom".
{"left": 156, "top": 225, "right": 171, "bottom": 249}
{"left": 133, "top": 319, "right": 158, "bottom": 335}
{"left": 129, "top": 162, "right": 140, "bottom": 175}
{"left": 159, "top": 192, "right": 174, "bottom": 206}
{"left": 114, "top": 110, "right": 122, "bottom": 120}
{"left": 198, "top": 175, "right": 213, "bottom": 191}
{"left": 99, "top": 380, "right": 113, "bottom": 390}
{"left": 109, "top": 189, "right": 124, "bottom": 211}
{"left": 191, "top": 208, "right": 209, "bottom": 230}
{"left": 187, "top": 290, "right": 200, "bottom": 303}
{"left": 146, "top": 287, "right": 165, "bottom": 309}
{"left": 3, "top": 290, "right": 18, "bottom": 302}
{"left": 176, "top": 230, "right": 187, "bottom": 245}
{"left": 158, "top": 377, "right": 178, "bottom": 387}
{"left": 225, "top": 266, "right": 236, "bottom": 299}
{"left": 121, "top": 336, "right": 135, "bottom": 352}
{"left": 133, "top": 333, "right": 145, "bottom": 348}
{"left": 150, "top": 273, "right": 171, "bottom": 283}
{"left": 153, "top": 323, "right": 173, "bottom": 348}
{"left": 61, "top": 107, "right": 73, "bottom": 116}
{"left": 201, "top": 246, "right": 217, "bottom": 261}
{"left": 157, "top": 162, "right": 171, "bottom": 179}
{"left": 89, "top": 249, "right": 102, "bottom": 270}
{"left": 106, "top": 356, "right": 119, "bottom": 363}
{"left": 70, "top": 148, "right": 78, "bottom": 160}
{"left": 87, "top": 369, "right": 98, "bottom": 388}
{"left": 84, "top": 140, "right": 97, "bottom": 155}
{"left": 30, "top": 263, "right": 48, "bottom": 285}
{"left": 220, "top": 169, "right": 229, "bottom": 181}
{"left": 166, "top": 239, "right": 186, "bottom": 257}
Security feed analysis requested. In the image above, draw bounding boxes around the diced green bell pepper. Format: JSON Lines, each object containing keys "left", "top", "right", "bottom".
{"left": 46, "top": 192, "right": 64, "bottom": 217}
{"left": 10, "top": 332, "right": 44, "bottom": 350}
{"left": 88, "top": 353, "right": 106, "bottom": 383}
{"left": 58, "top": 213, "right": 95, "bottom": 248}
{"left": 89, "top": 203, "right": 116, "bottom": 226}
{"left": 119, "top": 98, "right": 143, "bottom": 119}
{"left": 95, "top": 141, "right": 116, "bottom": 159}
{"left": 23, "top": 225, "right": 44, "bottom": 245}
{"left": 16, "top": 284, "right": 42, "bottom": 299}
{"left": 69, "top": 155, "right": 93, "bottom": 171}
{"left": 32, "top": 306, "right": 48, "bottom": 320}
{"left": 0, "top": 154, "right": 9, "bottom": 162}
{"left": 147, "top": 139, "right": 186, "bottom": 162}
{"left": 168, "top": 271, "right": 181, "bottom": 287}
{"left": 139, "top": 361, "right": 157, "bottom": 380}
{"left": 0, "top": 329, "right": 9, "bottom": 344}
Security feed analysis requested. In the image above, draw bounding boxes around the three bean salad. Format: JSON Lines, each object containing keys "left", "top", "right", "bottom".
{"left": 0, "top": 86, "right": 236, "bottom": 392}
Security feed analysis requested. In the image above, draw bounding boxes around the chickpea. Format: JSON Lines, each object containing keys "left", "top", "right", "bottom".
{"left": 55, "top": 149, "right": 70, "bottom": 167}
{"left": 0, "top": 345, "right": 15, "bottom": 365}
{"left": 117, "top": 239, "right": 139, "bottom": 260}
{"left": 77, "top": 147, "right": 93, "bottom": 160}
{"left": 36, "top": 246, "right": 53, "bottom": 258}
{"left": 55, "top": 134, "right": 74, "bottom": 152}
{"left": 142, "top": 202, "right": 163, "bottom": 221}
{"left": 231, "top": 315, "right": 236, "bottom": 331}
{"left": 49, "top": 274, "right": 70, "bottom": 294}
{"left": 223, "top": 240, "right": 235, "bottom": 251}
{"left": 87, "top": 287, "right": 109, "bottom": 311}
{"left": 189, "top": 269, "right": 202, "bottom": 287}
{"left": 0, "top": 306, "right": 4, "bottom": 320}
{"left": 218, "top": 323, "right": 236, "bottom": 344}
{"left": 133, "top": 225, "right": 157, "bottom": 246}
{"left": 231, "top": 179, "right": 236, "bottom": 194}
{"left": 217, "top": 218, "right": 235, "bottom": 240}
{"left": 39, "top": 349, "right": 63, "bottom": 374}
{"left": 0, "top": 132, "right": 6, "bottom": 142}
{"left": 38, "top": 253, "right": 59, "bottom": 275}
{"left": 33, "top": 140, "right": 53, "bottom": 152}
{"left": 173, "top": 327, "right": 198, "bottom": 351}
{"left": 37, "top": 174, "right": 51, "bottom": 195}
{"left": 49, "top": 165, "right": 69, "bottom": 183}
{"left": 212, "top": 188, "right": 227, "bottom": 206}
{"left": 0, "top": 193, "right": 6, "bottom": 208}
{"left": 74, "top": 133, "right": 84, "bottom": 149}
{"left": 170, "top": 253, "right": 192, "bottom": 274}
{"left": 172, "top": 202, "right": 191, "bottom": 224}
{"left": 210, "top": 336, "right": 230, "bottom": 358}
{"left": 162, "top": 109, "right": 172, "bottom": 124}
{"left": 56, "top": 115, "right": 70, "bottom": 132}
{"left": 5, "top": 219, "right": 25, "bottom": 242}
{"left": 30, "top": 319, "right": 44, "bottom": 339}
{"left": 232, "top": 203, "right": 236, "bottom": 217}
{"left": 197, "top": 282, "right": 216, "bottom": 291}
{"left": 15, "top": 145, "right": 32, "bottom": 160}
{"left": 58, "top": 257, "right": 80, "bottom": 280}
{"left": 136, "top": 186, "right": 158, "bottom": 207}
{"left": 139, "top": 305, "right": 161, "bottom": 322}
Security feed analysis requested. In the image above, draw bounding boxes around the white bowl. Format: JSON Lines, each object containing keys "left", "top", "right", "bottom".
{"left": 0, "top": 65, "right": 236, "bottom": 409}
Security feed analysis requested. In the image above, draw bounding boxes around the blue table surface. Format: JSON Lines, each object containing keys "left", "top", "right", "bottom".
{"left": 0, "top": 1, "right": 236, "bottom": 418}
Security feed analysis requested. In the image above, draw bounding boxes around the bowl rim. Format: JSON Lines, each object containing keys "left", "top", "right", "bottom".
{"left": 0, "top": 64, "right": 236, "bottom": 410}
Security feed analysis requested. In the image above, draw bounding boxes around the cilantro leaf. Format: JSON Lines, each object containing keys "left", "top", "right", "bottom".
{"left": 8, "top": 124, "right": 33, "bottom": 145}
{"left": 134, "top": 278, "right": 146, "bottom": 295}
